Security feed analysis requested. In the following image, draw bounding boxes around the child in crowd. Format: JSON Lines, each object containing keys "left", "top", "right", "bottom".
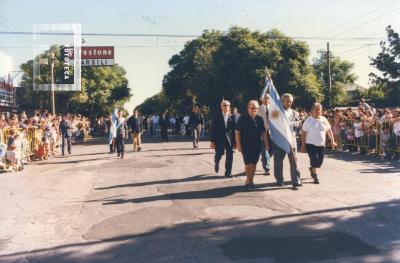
{"left": 353, "top": 117, "right": 366, "bottom": 154}
{"left": 345, "top": 123, "right": 356, "bottom": 152}
{"left": 36, "top": 137, "right": 49, "bottom": 161}
{"left": 380, "top": 126, "right": 392, "bottom": 159}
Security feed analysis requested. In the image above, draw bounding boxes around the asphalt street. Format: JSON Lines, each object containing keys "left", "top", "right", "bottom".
{"left": 0, "top": 136, "right": 399, "bottom": 263}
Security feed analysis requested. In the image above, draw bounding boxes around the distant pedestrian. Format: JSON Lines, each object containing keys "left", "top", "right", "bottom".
{"left": 257, "top": 95, "right": 272, "bottom": 175}
{"left": 107, "top": 111, "right": 117, "bottom": 153}
{"left": 115, "top": 109, "right": 128, "bottom": 159}
{"left": 160, "top": 112, "right": 169, "bottom": 142}
{"left": 233, "top": 107, "right": 241, "bottom": 124}
{"left": 189, "top": 106, "right": 204, "bottom": 149}
{"left": 59, "top": 114, "right": 72, "bottom": 156}
{"left": 301, "top": 103, "right": 336, "bottom": 184}
{"left": 152, "top": 114, "right": 160, "bottom": 137}
{"left": 235, "top": 100, "right": 269, "bottom": 190}
{"left": 183, "top": 114, "right": 190, "bottom": 136}
{"left": 127, "top": 109, "right": 143, "bottom": 151}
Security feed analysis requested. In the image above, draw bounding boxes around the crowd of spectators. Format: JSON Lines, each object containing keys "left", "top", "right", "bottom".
{"left": 297, "top": 99, "right": 400, "bottom": 160}
{"left": 0, "top": 110, "right": 91, "bottom": 171}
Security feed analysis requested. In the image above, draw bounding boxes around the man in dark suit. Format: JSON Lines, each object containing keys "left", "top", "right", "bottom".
{"left": 210, "top": 100, "right": 236, "bottom": 177}
{"left": 160, "top": 112, "right": 170, "bottom": 142}
{"left": 115, "top": 109, "right": 128, "bottom": 159}
{"left": 59, "top": 114, "right": 72, "bottom": 156}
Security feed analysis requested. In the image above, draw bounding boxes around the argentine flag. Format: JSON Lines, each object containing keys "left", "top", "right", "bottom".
{"left": 108, "top": 109, "right": 118, "bottom": 145}
{"left": 260, "top": 75, "right": 293, "bottom": 153}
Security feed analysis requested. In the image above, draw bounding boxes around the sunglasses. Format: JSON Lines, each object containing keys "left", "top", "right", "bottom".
{"left": 250, "top": 107, "right": 258, "bottom": 110}
{"left": 222, "top": 104, "right": 230, "bottom": 107}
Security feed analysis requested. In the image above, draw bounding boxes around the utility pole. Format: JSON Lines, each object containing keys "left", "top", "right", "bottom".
{"left": 50, "top": 52, "right": 56, "bottom": 115}
{"left": 327, "top": 42, "right": 332, "bottom": 109}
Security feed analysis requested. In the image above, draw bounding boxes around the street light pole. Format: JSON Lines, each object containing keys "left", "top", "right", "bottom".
{"left": 50, "top": 52, "right": 56, "bottom": 115}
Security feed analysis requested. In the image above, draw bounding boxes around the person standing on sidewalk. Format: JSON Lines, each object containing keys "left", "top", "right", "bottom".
{"left": 272, "top": 93, "right": 303, "bottom": 190}
{"left": 257, "top": 95, "right": 272, "bottom": 175}
{"left": 160, "top": 112, "right": 170, "bottom": 142}
{"left": 301, "top": 103, "right": 336, "bottom": 184}
{"left": 127, "top": 109, "right": 143, "bottom": 151}
{"left": 115, "top": 109, "right": 128, "bottom": 159}
{"left": 236, "top": 100, "right": 269, "bottom": 190}
{"left": 189, "top": 106, "right": 204, "bottom": 149}
{"left": 152, "top": 113, "right": 160, "bottom": 137}
{"left": 210, "top": 100, "right": 236, "bottom": 178}
{"left": 59, "top": 114, "right": 72, "bottom": 156}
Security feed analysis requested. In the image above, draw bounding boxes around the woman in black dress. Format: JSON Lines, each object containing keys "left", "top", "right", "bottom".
{"left": 236, "top": 100, "right": 269, "bottom": 190}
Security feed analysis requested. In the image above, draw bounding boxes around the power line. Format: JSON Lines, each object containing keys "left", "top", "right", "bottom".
{"left": 329, "top": 5, "right": 400, "bottom": 38}
{"left": 0, "top": 30, "right": 387, "bottom": 41}
{"left": 335, "top": 44, "right": 375, "bottom": 56}
{"left": 318, "top": 0, "right": 398, "bottom": 36}
{"left": 0, "top": 16, "right": 34, "bottom": 46}
{"left": 0, "top": 45, "right": 185, "bottom": 49}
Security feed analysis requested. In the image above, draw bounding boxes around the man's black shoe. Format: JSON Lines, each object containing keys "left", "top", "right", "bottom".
{"left": 224, "top": 174, "right": 233, "bottom": 178}
{"left": 292, "top": 182, "right": 302, "bottom": 190}
{"left": 214, "top": 163, "right": 219, "bottom": 173}
{"left": 314, "top": 177, "right": 320, "bottom": 184}
{"left": 264, "top": 169, "right": 270, "bottom": 176}
{"left": 276, "top": 182, "right": 284, "bottom": 187}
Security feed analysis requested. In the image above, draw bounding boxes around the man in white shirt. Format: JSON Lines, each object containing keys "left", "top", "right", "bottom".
{"left": 272, "top": 93, "right": 302, "bottom": 190}
{"left": 183, "top": 114, "right": 190, "bottom": 137}
{"left": 301, "top": 103, "right": 336, "bottom": 184}
{"left": 151, "top": 114, "right": 160, "bottom": 137}
{"left": 257, "top": 96, "right": 271, "bottom": 175}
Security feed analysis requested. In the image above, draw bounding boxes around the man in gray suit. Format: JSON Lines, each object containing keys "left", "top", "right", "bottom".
{"left": 59, "top": 114, "right": 72, "bottom": 156}
{"left": 272, "top": 93, "right": 302, "bottom": 190}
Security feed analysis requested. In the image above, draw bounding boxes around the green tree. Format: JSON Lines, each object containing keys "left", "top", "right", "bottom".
{"left": 17, "top": 45, "right": 131, "bottom": 116}
{"left": 370, "top": 25, "right": 400, "bottom": 107}
{"left": 313, "top": 52, "right": 357, "bottom": 107}
{"left": 152, "top": 27, "right": 323, "bottom": 115}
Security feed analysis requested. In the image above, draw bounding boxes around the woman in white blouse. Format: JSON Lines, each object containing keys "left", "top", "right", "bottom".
{"left": 301, "top": 103, "right": 336, "bottom": 184}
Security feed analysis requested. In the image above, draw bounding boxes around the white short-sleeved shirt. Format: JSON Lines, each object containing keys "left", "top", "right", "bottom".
{"left": 353, "top": 122, "right": 363, "bottom": 138}
{"left": 393, "top": 121, "right": 400, "bottom": 136}
{"left": 302, "top": 116, "right": 331, "bottom": 146}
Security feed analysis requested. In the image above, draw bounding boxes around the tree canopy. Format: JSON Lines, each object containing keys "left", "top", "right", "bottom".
{"left": 17, "top": 45, "right": 131, "bottom": 116}
{"left": 139, "top": 27, "right": 324, "bottom": 115}
{"left": 369, "top": 25, "right": 400, "bottom": 107}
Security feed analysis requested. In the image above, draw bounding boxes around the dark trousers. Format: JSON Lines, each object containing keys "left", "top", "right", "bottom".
{"left": 62, "top": 135, "right": 71, "bottom": 155}
{"left": 305, "top": 144, "right": 325, "bottom": 168}
{"left": 260, "top": 137, "right": 273, "bottom": 171}
{"left": 215, "top": 143, "right": 233, "bottom": 175}
{"left": 115, "top": 136, "right": 125, "bottom": 156}
{"left": 356, "top": 136, "right": 367, "bottom": 154}
{"left": 192, "top": 125, "right": 201, "bottom": 147}
{"left": 185, "top": 125, "right": 190, "bottom": 137}
{"left": 273, "top": 142, "right": 301, "bottom": 184}
{"left": 109, "top": 141, "right": 115, "bottom": 152}
{"left": 161, "top": 128, "right": 168, "bottom": 141}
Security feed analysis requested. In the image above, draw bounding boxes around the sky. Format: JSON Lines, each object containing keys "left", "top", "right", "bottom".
{"left": 0, "top": 0, "right": 399, "bottom": 111}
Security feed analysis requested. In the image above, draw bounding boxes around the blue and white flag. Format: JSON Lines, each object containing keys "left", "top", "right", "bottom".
{"left": 108, "top": 109, "right": 118, "bottom": 145}
{"left": 261, "top": 74, "right": 293, "bottom": 153}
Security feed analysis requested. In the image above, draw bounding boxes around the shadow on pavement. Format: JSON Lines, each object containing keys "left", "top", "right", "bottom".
{"left": 1, "top": 199, "right": 398, "bottom": 262}
{"left": 325, "top": 150, "right": 400, "bottom": 174}
{"left": 95, "top": 174, "right": 225, "bottom": 190}
{"left": 87, "top": 182, "right": 292, "bottom": 205}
